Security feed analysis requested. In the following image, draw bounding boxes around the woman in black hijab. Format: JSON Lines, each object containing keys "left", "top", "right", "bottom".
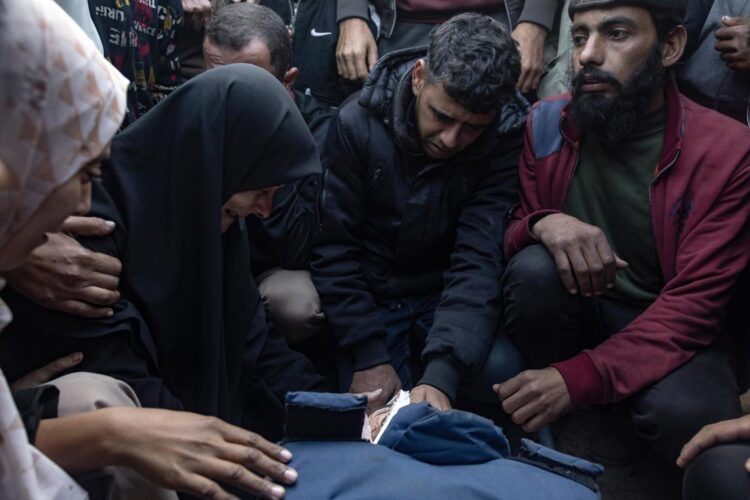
{"left": 1, "top": 64, "right": 325, "bottom": 438}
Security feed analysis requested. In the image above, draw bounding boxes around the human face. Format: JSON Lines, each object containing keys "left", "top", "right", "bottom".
{"left": 411, "top": 60, "right": 497, "bottom": 160}
{"left": 203, "top": 36, "right": 299, "bottom": 89}
{"left": 571, "top": 6, "right": 661, "bottom": 99}
{"left": 221, "top": 185, "right": 281, "bottom": 233}
{"left": 0, "top": 148, "right": 108, "bottom": 271}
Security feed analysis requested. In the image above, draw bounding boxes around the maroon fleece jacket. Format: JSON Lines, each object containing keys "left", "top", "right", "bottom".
{"left": 505, "top": 79, "right": 750, "bottom": 409}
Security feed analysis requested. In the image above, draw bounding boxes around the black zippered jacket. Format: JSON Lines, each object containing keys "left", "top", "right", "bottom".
{"left": 311, "top": 48, "right": 528, "bottom": 400}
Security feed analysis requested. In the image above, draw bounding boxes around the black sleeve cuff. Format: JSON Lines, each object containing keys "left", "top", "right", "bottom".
{"left": 516, "top": 0, "right": 559, "bottom": 31}
{"left": 337, "top": 0, "right": 370, "bottom": 23}
{"left": 12, "top": 384, "right": 60, "bottom": 444}
{"left": 417, "top": 355, "right": 464, "bottom": 403}
{"left": 352, "top": 336, "right": 391, "bottom": 371}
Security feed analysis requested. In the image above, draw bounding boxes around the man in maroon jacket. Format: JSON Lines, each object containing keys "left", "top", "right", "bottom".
{"left": 494, "top": 0, "right": 750, "bottom": 465}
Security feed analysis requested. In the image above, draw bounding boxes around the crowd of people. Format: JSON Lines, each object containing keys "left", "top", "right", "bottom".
{"left": 1, "top": 0, "right": 749, "bottom": 498}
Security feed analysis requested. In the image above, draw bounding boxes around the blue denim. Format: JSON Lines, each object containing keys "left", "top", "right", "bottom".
{"left": 339, "top": 294, "right": 523, "bottom": 405}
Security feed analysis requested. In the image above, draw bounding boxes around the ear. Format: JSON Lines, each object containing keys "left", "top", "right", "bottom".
{"left": 412, "top": 59, "right": 426, "bottom": 96}
{"left": 283, "top": 67, "right": 299, "bottom": 90}
{"left": 661, "top": 25, "right": 687, "bottom": 69}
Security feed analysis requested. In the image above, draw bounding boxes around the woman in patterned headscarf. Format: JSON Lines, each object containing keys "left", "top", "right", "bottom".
{"left": 0, "top": 1, "right": 301, "bottom": 499}
{"left": 0, "top": 0, "right": 127, "bottom": 495}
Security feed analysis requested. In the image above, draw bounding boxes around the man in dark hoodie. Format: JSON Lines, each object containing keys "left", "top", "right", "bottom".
{"left": 311, "top": 12, "right": 527, "bottom": 412}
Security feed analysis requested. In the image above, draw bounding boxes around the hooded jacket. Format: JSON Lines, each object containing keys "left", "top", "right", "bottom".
{"left": 311, "top": 48, "right": 528, "bottom": 400}
{"left": 336, "top": 0, "right": 559, "bottom": 35}
{"left": 505, "top": 79, "right": 750, "bottom": 409}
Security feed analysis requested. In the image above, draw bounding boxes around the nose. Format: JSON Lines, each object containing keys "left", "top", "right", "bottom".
{"left": 251, "top": 190, "right": 276, "bottom": 219}
{"left": 578, "top": 35, "right": 604, "bottom": 67}
{"left": 440, "top": 123, "right": 462, "bottom": 150}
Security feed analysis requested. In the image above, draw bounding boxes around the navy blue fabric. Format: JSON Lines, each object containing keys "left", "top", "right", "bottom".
{"left": 286, "top": 391, "right": 367, "bottom": 411}
{"left": 521, "top": 439, "right": 604, "bottom": 476}
{"left": 283, "top": 396, "right": 602, "bottom": 499}
{"left": 378, "top": 403, "right": 510, "bottom": 464}
{"left": 531, "top": 97, "right": 568, "bottom": 160}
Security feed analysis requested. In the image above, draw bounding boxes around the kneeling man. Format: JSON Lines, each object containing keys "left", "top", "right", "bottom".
{"left": 496, "top": 0, "right": 750, "bottom": 464}
{"left": 312, "top": 13, "right": 526, "bottom": 412}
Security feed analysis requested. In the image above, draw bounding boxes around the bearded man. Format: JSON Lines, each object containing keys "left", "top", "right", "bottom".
{"left": 493, "top": 0, "right": 750, "bottom": 467}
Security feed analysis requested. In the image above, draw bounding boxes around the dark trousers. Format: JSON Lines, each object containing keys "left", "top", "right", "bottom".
{"left": 338, "top": 293, "right": 523, "bottom": 405}
{"left": 502, "top": 245, "right": 741, "bottom": 463}
{"left": 683, "top": 442, "right": 750, "bottom": 500}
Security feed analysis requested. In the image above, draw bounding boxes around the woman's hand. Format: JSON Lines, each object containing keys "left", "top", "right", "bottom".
{"left": 37, "top": 407, "right": 298, "bottom": 499}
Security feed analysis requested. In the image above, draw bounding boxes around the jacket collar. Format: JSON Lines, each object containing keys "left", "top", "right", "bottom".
{"left": 560, "top": 77, "right": 685, "bottom": 174}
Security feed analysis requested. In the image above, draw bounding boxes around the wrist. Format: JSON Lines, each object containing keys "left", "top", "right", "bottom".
{"left": 95, "top": 407, "right": 133, "bottom": 467}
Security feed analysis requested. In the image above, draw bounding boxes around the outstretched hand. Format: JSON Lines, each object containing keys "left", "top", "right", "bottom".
{"left": 110, "top": 408, "right": 297, "bottom": 500}
{"left": 350, "top": 363, "right": 401, "bottom": 413}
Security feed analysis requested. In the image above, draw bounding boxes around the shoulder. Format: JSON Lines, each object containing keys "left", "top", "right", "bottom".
{"left": 679, "top": 94, "right": 750, "bottom": 165}
{"left": 526, "top": 94, "right": 571, "bottom": 160}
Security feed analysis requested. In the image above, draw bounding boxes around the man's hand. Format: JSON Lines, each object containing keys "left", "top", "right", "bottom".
{"left": 336, "top": 18, "right": 378, "bottom": 82}
{"left": 10, "top": 352, "right": 83, "bottom": 391}
{"left": 715, "top": 16, "right": 750, "bottom": 71}
{"left": 494, "top": 367, "right": 571, "bottom": 432}
{"left": 182, "top": 0, "right": 212, "bottom": 29}
{"left": 533, "top": 213, "right": 628, "bottom": 297}
{"left": 349, "top": 363, "right": 401, "bottom": 412}
{"left": 512, "top": 22, "right": 547, "bottom": 93}
{"left": 677, "top": 415, "right": 750, "bottom": 470}
{"left": 410, "top": 384, "right": 452, "bottom": 411}
{"left": 5, "top": 216, "right": 122, "bottom": 318}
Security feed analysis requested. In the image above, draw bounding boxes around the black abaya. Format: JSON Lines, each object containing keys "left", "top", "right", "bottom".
{"left": 2, "top": 65, "right": 325, "bottom": 436}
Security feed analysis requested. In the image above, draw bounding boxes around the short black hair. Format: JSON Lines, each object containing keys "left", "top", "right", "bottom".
{"left": 425, "top": 12, "right": 520, "bottom": 114}
{"left": 205, "top": 3, "right": 291, "bottom": 81}
{"left": 650, "top": 10, "right": 683, "bottom": 43}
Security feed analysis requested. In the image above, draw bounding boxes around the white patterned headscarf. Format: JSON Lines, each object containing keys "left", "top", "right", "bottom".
{"left": 0, "top": 0, "right": 128, "bottom": 248}
{"left": 0, "top": 1, "right": 126, "bottom": 498}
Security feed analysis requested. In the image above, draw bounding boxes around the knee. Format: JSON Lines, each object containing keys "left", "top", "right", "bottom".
{"left": 260, "top": 270, "right": 325, "bottom": 343}
{"left": 482, "top": 335, "right": 524, "bottom": 384}
{"left": 51, "top": 372, "right": 140, "bottom": 416}
{"left": 683, "top": 444, "right": 750, "bottom": 500}
{"left": 632, "top": 392, "right": 732, "bottom": 462}
{"left": 503, "top": 245, "right": 561, "bottom": 303}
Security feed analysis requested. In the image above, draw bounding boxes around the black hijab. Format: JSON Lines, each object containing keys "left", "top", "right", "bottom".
{"left": 97, "top": 64, "right": 321, "bottom": 422}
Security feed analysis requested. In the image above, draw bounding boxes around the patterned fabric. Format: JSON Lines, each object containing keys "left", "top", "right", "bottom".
{"left": 0, "top": 0, "right": 128, "bottom": 248}
{"left": 0, "top": 0, "right": 128, "bottom": 497}
{"left": 0, "top": 282, "right": 88, "bottom": 500}
{"left": 89, "top": 0, "right": 183, "bottom": 125}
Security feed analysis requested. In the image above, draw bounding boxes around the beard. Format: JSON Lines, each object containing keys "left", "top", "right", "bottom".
{"left": 568, "top": 44, "right": 665, "bottom": 143}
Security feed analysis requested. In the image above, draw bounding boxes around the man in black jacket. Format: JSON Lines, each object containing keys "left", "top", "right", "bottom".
{"left": 312, "top": 13, "right": 528, "bottom": 412}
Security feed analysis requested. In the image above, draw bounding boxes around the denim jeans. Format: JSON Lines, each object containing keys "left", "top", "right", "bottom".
{"left": 339, "top": 293, "right": 522, "bottom": 405}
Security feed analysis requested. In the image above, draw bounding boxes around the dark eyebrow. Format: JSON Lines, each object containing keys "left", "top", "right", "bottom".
{"left": 598, "top": 16, "right": 638, "bottom": 32}
{"left": 430, "top": 104, "right": 453, "bottom": 120}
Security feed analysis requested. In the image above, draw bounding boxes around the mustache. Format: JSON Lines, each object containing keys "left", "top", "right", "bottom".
{"left": 571, "top": 66, "right": 622, "bottom": 91}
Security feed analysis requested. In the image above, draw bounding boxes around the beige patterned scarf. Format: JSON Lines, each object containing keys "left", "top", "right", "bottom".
{"left": 0, "top": 0, "right": 127, "bottom": 498}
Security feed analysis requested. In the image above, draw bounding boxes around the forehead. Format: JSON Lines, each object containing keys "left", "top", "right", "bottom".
{"left": 204, "top": 37, "right": 273, "bottom": 71}
{"left": 421, "top": 82, "right": 497, "bottom": 126}
{"left": 572, "top": 5, "right": 655, "bottom": 32}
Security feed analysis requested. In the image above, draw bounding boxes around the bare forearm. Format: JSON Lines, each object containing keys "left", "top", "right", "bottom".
{"left": 35, "top": 408, "right": 122, "bottom": 474}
